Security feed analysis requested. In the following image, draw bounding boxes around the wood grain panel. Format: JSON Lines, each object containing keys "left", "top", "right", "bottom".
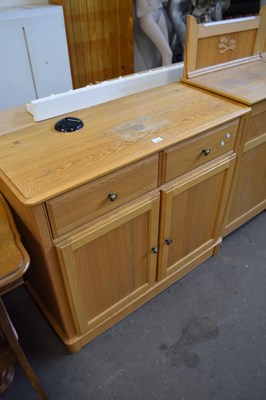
{"left": 196, "top": 30, "right": 257, "bottom": 70}
{"left": 50, "top": 0, "right": 133, "bottom": 88}
{"left": 184, "top": 60, "right": 266, "bottom": 106}
{"left": 56, "top": 194, "right": 160, "bottom": 334}
{"left": 46, "top": 154, "right": 158, "bottom": 238}
{"left": 227, "top": 142, "right": 266, "bottom": 226}
{"left": 0, "top": 184, "right": 78, "bottom": 345}
{"left": 0, "top": 106, "right": 35, "bottom": 137}
{"left": 0, "top": 83, "right": 249, "bottom": 205}
{"left": 162, "top": 120, "right": 238, "bottom": 183}
{"left": 184, "top": 10, "right": 266, "bottom": 79}
{"left": 245, "top": 107, "right": 266, "bottom": 144}
{"left": 167, "top": 173, "right": 223, "bottom": 265}
{"left": 158, "top": 156, "right": 234, "bottom": 280}
{"left": 0, "top": 194, "right": 29, "bottom": 283}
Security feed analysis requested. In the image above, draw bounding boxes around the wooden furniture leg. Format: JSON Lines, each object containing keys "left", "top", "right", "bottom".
{"left": 0, "top": 193, "right": 48, "bottom": 397}
{"left": 0, "top": 297, "right": 48, "bottom": 400}
{"left": 0, "top": 329, "right": 15, "bottom": 394}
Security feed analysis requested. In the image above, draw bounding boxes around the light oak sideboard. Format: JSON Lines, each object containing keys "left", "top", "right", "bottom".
{"left": 183, "top": 9, "right": 266, "bottom": 236}
{"left": 0, "top": 83, "right": 250, "bottom": 352}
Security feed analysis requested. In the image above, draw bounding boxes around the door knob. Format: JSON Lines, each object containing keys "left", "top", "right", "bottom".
{"left": 165, "top": 239, "right": 173, "bottom": 245}
{"left": 108, "top": 192, "right": 118, "bottom": 202}
{"left": 202, "top": 148, "right": 211, "bottom": 156}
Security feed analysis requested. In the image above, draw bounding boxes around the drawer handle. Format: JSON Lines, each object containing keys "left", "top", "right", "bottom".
{"left": 152, "top": 247, "right": 159, "bottom": 254}
{"left": 165, "top": 239, "right": 173, "bottom": 245}
{"left": 202, "top": 148, "right": 211, "bottom": 156}
{"left": 108, "top": 192, "right": 118, "bottom": 202}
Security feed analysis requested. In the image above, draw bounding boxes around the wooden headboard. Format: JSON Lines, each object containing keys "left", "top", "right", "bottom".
{"left": 184, "top": 6, "right": 266, "bottom": 79}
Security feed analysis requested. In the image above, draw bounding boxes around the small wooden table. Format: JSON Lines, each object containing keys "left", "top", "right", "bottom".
{"left": 0, "top": 193, "right": 47, "bottom": 399}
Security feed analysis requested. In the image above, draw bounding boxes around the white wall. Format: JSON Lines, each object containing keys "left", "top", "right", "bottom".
{"left": 0, "top": 0, "right": 48, "bottom": 8}
{"left": 261, "top": 0, "right": 266, "bottom": 7}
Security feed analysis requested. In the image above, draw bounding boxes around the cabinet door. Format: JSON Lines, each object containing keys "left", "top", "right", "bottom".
{"left": 224, "top": 107, "right": 266, "bottom": 235}
{"left": 55, "top": 194, "right": 159, "bottom": 335}
{"left": 225, "top": 142, "right": 266, "bottom": 234}
{"left": 158, "top": 158, "right": 234, "bottom": 280}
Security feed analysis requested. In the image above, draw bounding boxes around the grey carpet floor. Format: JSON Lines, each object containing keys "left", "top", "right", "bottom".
{"left": 2, "top": 211, "right": 266, "bottom": 400}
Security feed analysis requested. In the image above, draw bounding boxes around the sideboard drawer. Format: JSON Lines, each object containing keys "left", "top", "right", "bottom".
{"left": 162, "top": 120, "right": 238, "bottom": 183}
{"left": 46, "top": 154, "right": 158, "bottom": 238}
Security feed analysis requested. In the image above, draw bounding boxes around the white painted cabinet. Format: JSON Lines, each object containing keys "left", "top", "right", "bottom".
{"left": 0, "top": 5, "right": 72, "bottom": 110}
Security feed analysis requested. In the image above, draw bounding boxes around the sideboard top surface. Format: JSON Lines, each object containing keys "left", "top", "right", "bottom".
{"left": 185, "top": 58, "right": 266, "bottom": 106}
{"left": 0, "top": 83, "right": 249, "bottom": 205}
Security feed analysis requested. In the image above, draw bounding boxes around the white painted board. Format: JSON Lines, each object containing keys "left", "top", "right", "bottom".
{"left": 26, "top": 63, "right": 184, "bottom": 121}
{"left": 0, "top": 5, "right": 72, "bottom": 110}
